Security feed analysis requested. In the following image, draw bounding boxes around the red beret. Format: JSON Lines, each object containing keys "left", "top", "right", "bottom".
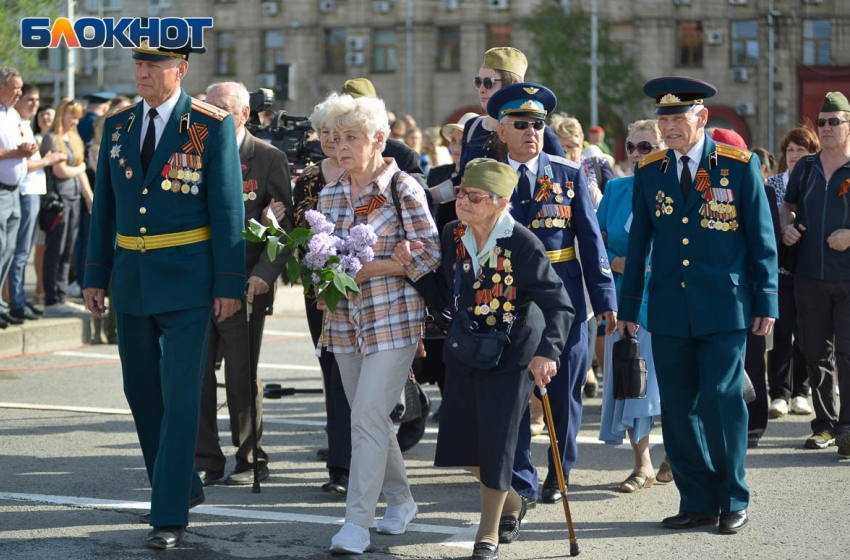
{"left": 711, "top": 128, "right": 747, "bottom": 149}
{"left": 589, "top": 125, "right": 604, "bottom": 133}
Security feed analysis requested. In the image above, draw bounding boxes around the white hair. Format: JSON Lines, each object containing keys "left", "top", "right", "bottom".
{"left": 206, "top": 81, "right": 250, "bottom": 110}
{"left": 322, "top": 93, "right": 390, "bottom": 151}
{"left": 309, "top": 91, "right": 340, "bottom": 133}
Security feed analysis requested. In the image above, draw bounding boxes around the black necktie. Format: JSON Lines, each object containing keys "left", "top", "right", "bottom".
{"left": 517, "top": 164, "right": 532, "bottom": 203}
{"left": 141, "top": 108, "right": 158, "bottom": 176}
{"left": 679, "top": 155, "right": 692, "bottom": 199}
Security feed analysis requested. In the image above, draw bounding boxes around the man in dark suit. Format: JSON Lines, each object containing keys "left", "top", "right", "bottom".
{"left": 83, "top": 40, "right": 246, "bottom": 549}
{"left": 618, "top": 77, "right": 778, "bottom": 534}
{"left": 194, "top": 81, "right": 293, "bottom": 486}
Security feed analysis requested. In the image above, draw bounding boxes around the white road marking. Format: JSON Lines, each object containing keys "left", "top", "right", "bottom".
{"left": 53, "top": 351, "right": 321, "bottom": 371}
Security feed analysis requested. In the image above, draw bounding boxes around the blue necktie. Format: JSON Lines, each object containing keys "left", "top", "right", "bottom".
{"left": 518, "top": 164, "right": 532, "bottom": 203}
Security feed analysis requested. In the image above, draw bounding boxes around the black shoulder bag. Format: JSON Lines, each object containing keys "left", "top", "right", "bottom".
{"left": 778, "top": 155, "right": 814, "bottom": 272}
{"left": 39, "top": 166, "right": 65, "bottom": 234}
{"left": 388, "top": 171, "right": 450, "bottom": 339}
{"left": 611, "top": 333, "right": 647, "bottom": 400}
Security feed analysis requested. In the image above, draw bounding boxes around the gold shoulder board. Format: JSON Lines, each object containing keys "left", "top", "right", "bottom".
{"left": 191, "top": 98, "right": 228, "bottom": 122}
{"left": 638, "top": 150, "right": 668, "bottom": 169}
{"left": 109, "top": 102, "right": 138, "bottom": 117}
{"left": 715, "top": 144, "right": 753, "bottom": 163}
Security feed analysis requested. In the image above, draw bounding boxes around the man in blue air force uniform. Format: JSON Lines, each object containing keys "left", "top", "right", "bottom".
{"left": 488, "top": 84, "right": 618, "bottom": 507}
{"left": 83, "top": 39, "right": 246, "bottom": 549}
{"left": 618, "top": 77, "right": 778, "bottom": 534}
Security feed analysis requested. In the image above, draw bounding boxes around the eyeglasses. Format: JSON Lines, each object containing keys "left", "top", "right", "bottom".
{"left": 454, "top": 186, "right": 495, "bottom": 204}
{"left": 511, "top": 120, "right": 545, "bottom": 131}
{"left": 473, "top": 76, "right": 502, "bottom": 90}
{"left": 626, "top": 141, "right": 657, "bottom": 155}
{"left": 816, "top": 118, "right": 850, "bottom": 127}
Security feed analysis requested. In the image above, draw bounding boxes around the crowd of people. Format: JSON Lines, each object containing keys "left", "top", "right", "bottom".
{"left": 5, "top": 36, "right": 847, "bottom": 559}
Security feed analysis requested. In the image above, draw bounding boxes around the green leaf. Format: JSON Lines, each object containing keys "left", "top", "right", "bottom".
{"left": 332, "top": 271, "right": 348, "bottom": 294}
{"left": 266, "top": 207, "right": 283, "bottom": 234}
{"left": 286, "top": 255, "right": 301, "bottom": 284}
{"left": 266, "top": 236, "right": 283, "bottom": 262}
{"left": 287, "top": 227, "right": 314, "bottom": 247}
{"left": 240, "top": 229, "right": 265, "bottom": 243}
{"left": 340, "top": 273, "right": 360, "bottom": 294}
{"left": 323, "top": 287, "right": 341, "bottom": 312}
{"left": 245, "top": 219, "right": 268, "bottom": 242}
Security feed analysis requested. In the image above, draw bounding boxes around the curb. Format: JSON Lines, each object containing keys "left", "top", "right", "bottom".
{"left": 0, "top": 314, "right": 101, "bottom": 359}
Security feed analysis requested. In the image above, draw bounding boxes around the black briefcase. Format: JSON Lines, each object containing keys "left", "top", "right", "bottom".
{"left": 612, "top": 334, "right": 647, "bottom": 400}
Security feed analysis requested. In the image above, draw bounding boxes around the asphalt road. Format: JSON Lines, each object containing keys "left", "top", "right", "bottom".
{"left": 0, "top": 287, "right": 847, "bottom": 560}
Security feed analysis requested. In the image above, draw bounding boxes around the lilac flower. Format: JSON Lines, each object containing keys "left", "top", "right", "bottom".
{"left": 311, "top": 273, "right": 321, "bottom": 285}
{"left": 344, "top": 224, "right": 378, "bottom": 261}
{"left": 305, "top": 209, "right": 335, "bottom": 235}
{"left": 339, "top": 254, "right": 363, "bottom": 276}
{"left": 304, "top": 232, "right": 337, "bottom": 270}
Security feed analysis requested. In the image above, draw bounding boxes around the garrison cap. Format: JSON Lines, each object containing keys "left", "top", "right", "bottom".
{"left": 820, "top": 92, "right": 850, "bottom": 113}
{"left": 342, "top": 78, "right": 377, "bottom": 99}
{"left": 482, "top": 47, "right": 528, "bottom": 78}
{"left": 643, "top": 76, "right": 717, "bottom": 115}
{"left": 86, "top": 92, "right": 116, "bottom": 104}
{"left": 486, "top": 83, "right": 557, "bottom": 121}
{"left": 461, "top": 158, "right": 518, "bottom": 199}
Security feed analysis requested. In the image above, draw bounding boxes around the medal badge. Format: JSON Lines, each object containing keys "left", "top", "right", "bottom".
{"left": 109, "top": 144, "right": 121, "bottom": 159}
{"left": 565, "top": 181, "right": 575, "bottom": 199}
{"left": 125, "top": 167, "right": 133, "bottom": 179}
{"left": 111, "top": 131, "right": 121, "bottom": 142}
{"left": 191, "top": 185, "right": 199, "bottom": 195}
{"left": 720, "top": 169, "right": 730, "bottom": 187}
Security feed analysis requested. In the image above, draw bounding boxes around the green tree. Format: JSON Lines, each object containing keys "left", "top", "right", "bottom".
{"left": 0, "top": 1, "right": 64, "bottom": 78}
{"left": 523, "top": 5, "right": 646, "bottom": 142}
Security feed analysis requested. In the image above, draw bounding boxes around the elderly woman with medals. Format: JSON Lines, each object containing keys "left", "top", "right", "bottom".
{"left": 434, "top": 158, "right": 574, "bottom": 560}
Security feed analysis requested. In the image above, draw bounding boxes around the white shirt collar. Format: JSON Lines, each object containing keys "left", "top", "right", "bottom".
{"left": 236, "top": 127, "right": 246, "bottom": 150}
{"left": 142, "top": 88, "right": 182, "bottom": 125}
{"left": 507, "top": 154, "right": 540, "bottom": 176}
{"left": 461, "top": 212, "right": 516, "bottom": 276}
{"left": 676, "top": 134, "right": 705, "bottom": 167}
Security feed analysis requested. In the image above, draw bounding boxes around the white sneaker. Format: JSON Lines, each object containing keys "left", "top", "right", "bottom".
{"left": 375, "top": 496, "right": 417, "bottom": 535}
{"left": 67, "top": 281, "right": 82, "bottom": 298}
{"left": 330, "top": 522, "right": 370, "bottom": 554}
{"left": 768, "top": 398, "right": 788, "bottom": 419}
{"left": 789, "top": 396, "right": 814, "bottom": 415}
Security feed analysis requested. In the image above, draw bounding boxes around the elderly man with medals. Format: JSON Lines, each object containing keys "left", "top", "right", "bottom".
{"left": 618, "top": 77, "right": 778, "bottom": 534}
{"left": 486, "top": 84, "right": 618, "bottom": 506}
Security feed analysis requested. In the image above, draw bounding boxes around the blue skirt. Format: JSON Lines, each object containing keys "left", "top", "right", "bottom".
{"left": 598, "top": 327, "right": 661, "bottom": 445}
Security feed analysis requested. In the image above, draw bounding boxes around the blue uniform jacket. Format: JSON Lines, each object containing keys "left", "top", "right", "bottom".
{"left": 509, "top": 151, "right": 617, "bottom": 321}
{"left": 85, "top": 90, "right": 246, "bottom": 315}
{"left": 620, "top": 135, "right": 779, "bottom": 337}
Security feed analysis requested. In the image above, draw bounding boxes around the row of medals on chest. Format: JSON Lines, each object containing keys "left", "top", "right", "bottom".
{"left": 467, "top": 246, "right": 516, "bottom": 326}
{"left": 656, "top": 183, "right": 738, "bottom": 231}
{"left": 162, "top": 166, "right": 201, "bottom": 195}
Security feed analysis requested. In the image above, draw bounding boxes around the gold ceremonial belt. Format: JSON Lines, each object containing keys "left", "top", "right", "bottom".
{"left": 117, "top": 226, "right": 211, "bottom": 253}
{"left": 546, "top": 247, "right": 576, "bottom": 263}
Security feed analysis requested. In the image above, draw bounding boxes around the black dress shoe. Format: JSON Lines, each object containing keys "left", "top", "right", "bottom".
{"left": 540, "top": 470, "right": 566, "bottom": 504}
{"left": 139, "top": 489, "right": 205, "bottom": 524}
{"left": 316, "top": 447, "right": 329, "bottom": 461}
{"left": 26, "top": 303, "right": 44, "bottom": 316}
{"left": 661, "top": 511, "right": 719, "bottom": 530}
{"left": 719, "top": 510, "right": 749, "bottom": 534}
{"left": 10, "top": 307, "right": 39, "bottom": 321}
{"left": 0, "top": 316, "right": 8, "bottom": 329}
{"left": 471, "top": 542, "right": 499, "bottom": 560}
{"left": 583, "top": 382, "right": 598, "bottom": 398}
{"left": 520, "top": 495, "right": 536, "bottom": 510}
{"left": 0, "top": 312, "right": 24, "bottom": 325}
{"left": 145, "top": 526, "right": 185, "bottom": 549}
{"left": 225, "top": 463, "right": 269, "bottom": 485}
{"left": 198, "top": 468, "right": 225, "bottom": 486}
{"left": 321, "top": 471, "right": 349, "bottom": 495}
{"left": 747, "top": 435, "right": 760, "bottom": 449}
{"left": 498, "top": 493, "right": 528, "bottom": 543}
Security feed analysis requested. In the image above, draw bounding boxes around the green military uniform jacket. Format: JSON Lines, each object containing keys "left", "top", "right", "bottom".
{"left": 85, "top": 90, "right": 246, "bottom": 314}
{"left": 620, "top": 134, "right": 778, "bottom": 336}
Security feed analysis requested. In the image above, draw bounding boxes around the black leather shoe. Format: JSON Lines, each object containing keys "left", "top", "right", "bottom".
{"left": 198, "top": 468, "right": 225, "bottom": 486}
{"left": 747, "top": 436, "right": 760, "bottom": 449}
{"left": 225, "top": 463, "right": 269, "bottom": 485}
{"left": 321, "top": 471, "right": 349, "bottom": 495}
{"left": 661, "top": 511, "right": 719, "bottom": 530}
{"left": 139, "top": 489, "right": 205, "bottom": 524}
{"left": 10, "top": 307, "right": 39, "bottom": 320}
{"left": 471, "top": 542, "right": 499, "bottom": 560}
{"left": 540, "top": 470, "right": 566, "bottom": 504}
{"left": 0, "top": 316, "right": 8, "bottom": 329}
{"left": 520, "top": 495, "right": 536, "bottom": 510}
{"left": 0, "top": 312, "right": 23, "bottom": 325}
{"left": 26, "top": 303, "right": 44, "bottom": 316}
{"left": 498, "top": 494, "right": 528, "bottom": 543}
{"left": 316, "top": 447, "right": 329, "bottom": 461}
{"left": 719, "top": 510, "right": 749, "bottom": 534}
{"left": 145, "top": 526, "right": 185, "bottom": 549}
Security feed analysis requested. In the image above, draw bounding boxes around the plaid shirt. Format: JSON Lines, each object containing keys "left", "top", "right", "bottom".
{"left": 317, "top": 158, "right": 440, "bottom": 355}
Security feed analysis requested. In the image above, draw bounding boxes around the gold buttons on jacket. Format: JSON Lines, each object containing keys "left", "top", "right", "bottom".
{"left": 683, "top": 259, "right": 690, "bottom": 266}
{"left": 681, "top": 282, "right": 686, "bottom": 288}
{"left": 140, "top": 207, "right": 147, "bottom": 214}
{"left": 140, "top": 227, "right": 147, "bottom": 234}
{"left": 682, "top": 238, "right": 689, "bottom": 245}
{"left": 682, "top": 217, "right": 689, "bottom": 224}
{"left": 142, "top": 188, "right": 148, "bottom": 195}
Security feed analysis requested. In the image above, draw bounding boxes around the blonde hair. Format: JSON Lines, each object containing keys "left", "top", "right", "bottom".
{"left": 549, "top": 113, "right": 583, "bottom": 145}
{"left": 627, "top": 119, "right": 666, "bottom": 149}
{"left": 322, "top": 93, "right": 390, "bottom": 152}
{"left": 48, "top": 98, "right": 85, "bottom": 164}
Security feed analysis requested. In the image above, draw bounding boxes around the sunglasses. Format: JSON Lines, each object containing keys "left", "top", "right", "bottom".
{"left": 473, "top": 76, "right": 503, "bottom": 90}
{"left": 454, "top": 186, "right": 495, "bottom": 204}
{"left": 816, "top": 118, "right": 850, "bottom": 127}
{"left": 626, "top": 141, "right": 657, "bottom": 155}
{"left": 511, "top": 120, "right": 545, "bottom": 131}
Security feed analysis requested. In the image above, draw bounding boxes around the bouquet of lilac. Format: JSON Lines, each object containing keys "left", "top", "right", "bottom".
{"left": 241, "top": 209, "right": 376, "bottom": 311}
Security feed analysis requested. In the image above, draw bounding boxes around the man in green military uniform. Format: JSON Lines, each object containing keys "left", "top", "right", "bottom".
{"left": 618, "top": 77, "right": 778, "bottom": 535}
{"left": 83, "top": 40, "right": 245, "bottom": 549}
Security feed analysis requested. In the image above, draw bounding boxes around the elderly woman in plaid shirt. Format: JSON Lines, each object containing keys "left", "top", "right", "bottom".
{"left": 316, "top": 93, "right": 440, "bottom": 555}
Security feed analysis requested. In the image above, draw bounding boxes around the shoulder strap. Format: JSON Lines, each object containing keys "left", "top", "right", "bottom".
{"left": 466, "top": 116, "right": 482, "bottom": 145}
{"left": 591, "top": 156, "right": 603, "bottom": 184}
{"left": 389, "top": 170, "right": 405, "bottom": 230}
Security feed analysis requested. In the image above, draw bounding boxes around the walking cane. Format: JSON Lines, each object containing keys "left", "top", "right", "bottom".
{"left": 540, "top": 383, "right": 580, "bottom": 556}
{"left": 246, "top": 301, "right": 261, "bottom": 494}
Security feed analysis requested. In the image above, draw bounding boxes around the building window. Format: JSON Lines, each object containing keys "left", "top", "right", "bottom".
{"left": 486, "top": 24, "right": 511, "bottom": 50}
{"left": 609, "top": 23, "right": 634, "bottom": 63}
{"left": 262, "top": 30, "right": 285, "bottom": 73}
{"left": 731, "top": 21, "right": 758, "bottom": 67}
{"left": 372, "top": 29, "right": 396, "bottom": 73}
{"left": 437, "top": 27, "right": 460, "bottom": 72}
{"left": 216, "top": 32, "right": 236, "bottom": 75}
{"left": 325, "top": 29, "right": 347, "bottom": 73}
{"left": 803, "top": 20, "right": 830, "bottom": 66}
{"left": 676, "top": 21, "right": 704, "bottom": 68}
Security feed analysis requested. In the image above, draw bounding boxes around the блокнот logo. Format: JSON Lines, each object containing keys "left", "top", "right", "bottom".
{"left": 20, "top": 17, "right": 213, "bottom": 49}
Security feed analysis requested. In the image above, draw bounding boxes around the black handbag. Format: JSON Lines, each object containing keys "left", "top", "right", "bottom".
{"left": 39, "top": 191, "right": 65, "bottom": 233}
{"left": 611, "top": 333, "right": 647, "bottom": 400}
{"left": 390, "top": 372, "right": 423, "bottom": 423}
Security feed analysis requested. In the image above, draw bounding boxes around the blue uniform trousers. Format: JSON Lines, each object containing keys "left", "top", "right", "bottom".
{"left": 512, "top": 319, "right": 587, "bottom": 499}
{"left": 117, "top": 306, "right": 211, "bottom": 527}
{"left": 652, "top": 330, "right": 749, "bottom": 516}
